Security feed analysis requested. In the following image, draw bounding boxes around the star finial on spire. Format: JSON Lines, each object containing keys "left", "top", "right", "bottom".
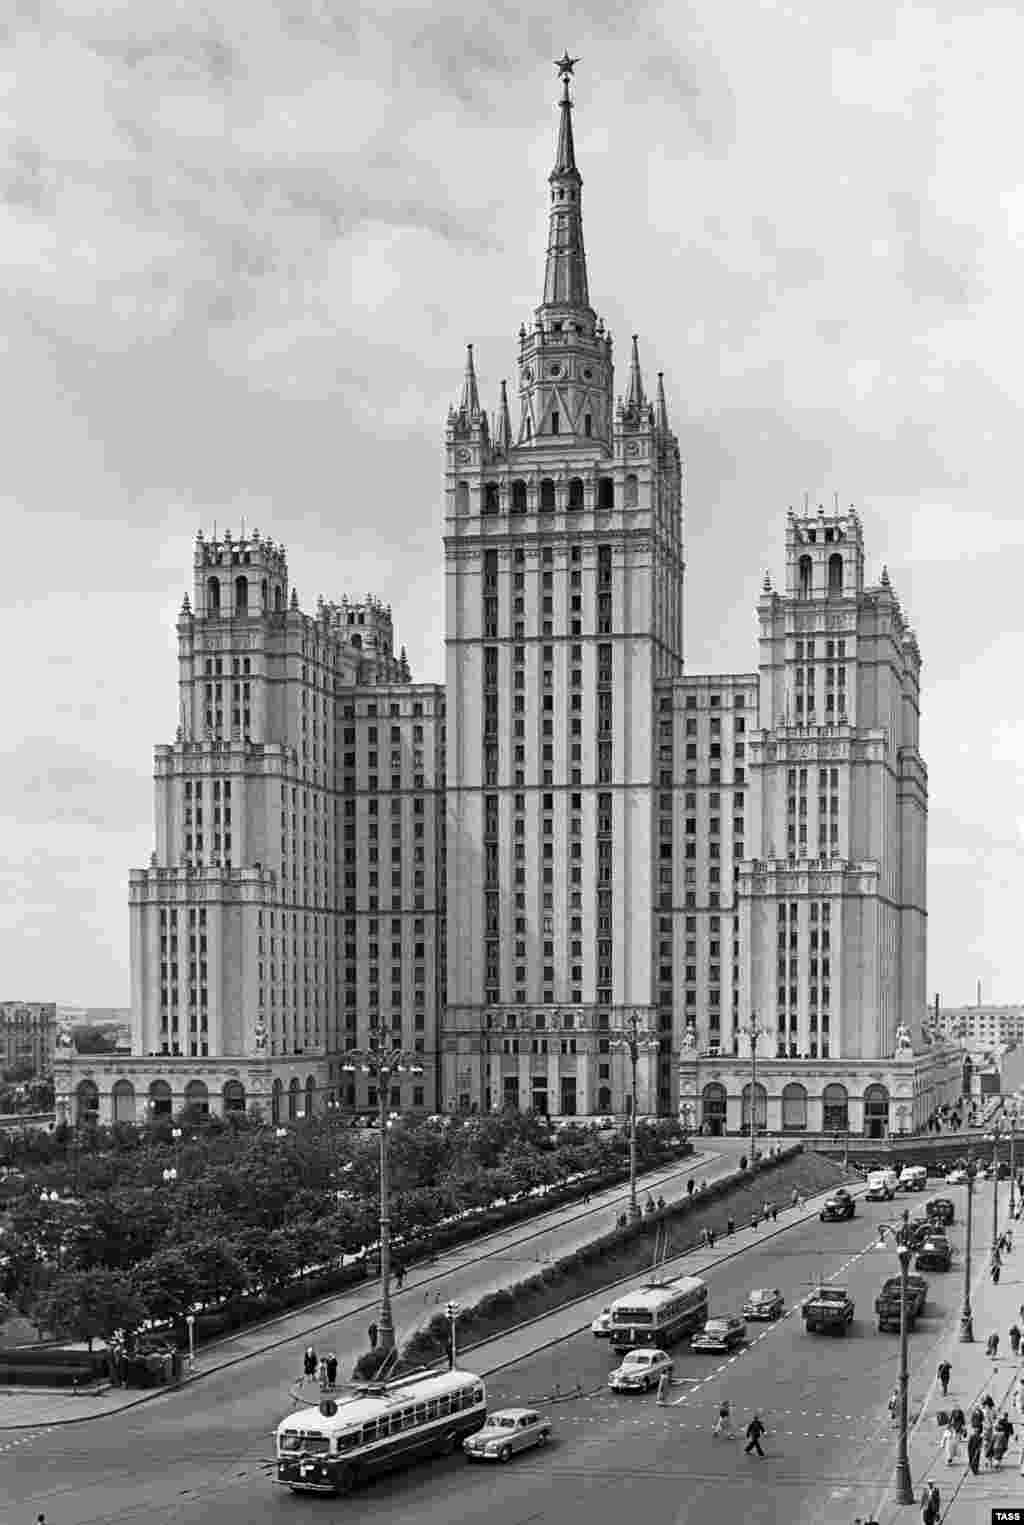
{"left": 554, "top": 52, "right": 581, "bottom": 78}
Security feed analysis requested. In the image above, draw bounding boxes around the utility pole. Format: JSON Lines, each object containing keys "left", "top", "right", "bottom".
{"left": 958, "top": 1140, "right": 975, "bottom": 1342}
{"left": 612, "top": 1011, "right": 658, "bottom": 1222}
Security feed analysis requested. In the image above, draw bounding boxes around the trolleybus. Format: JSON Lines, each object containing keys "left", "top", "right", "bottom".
{"left": 608, "top": 1275, "right": 709, "bottom": 1352}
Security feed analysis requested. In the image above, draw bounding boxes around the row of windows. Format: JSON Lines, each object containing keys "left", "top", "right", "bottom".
{"left": 475, "top": 477, "right": 619, "bottom": 513}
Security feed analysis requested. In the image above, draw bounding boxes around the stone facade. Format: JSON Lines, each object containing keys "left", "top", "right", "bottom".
{"left": 0, "top": 1002, "right": 57, "bottom": 1078}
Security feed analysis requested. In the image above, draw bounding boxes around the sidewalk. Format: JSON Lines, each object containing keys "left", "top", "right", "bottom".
{"left": 874, "top": 1181, "right": 1024, "bottom": 1524}
{"left": 0, "top": 1145, "right": 731, "bottom": 1429}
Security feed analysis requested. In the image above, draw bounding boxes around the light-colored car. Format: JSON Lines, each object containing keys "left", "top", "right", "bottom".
{"left": 945, "top": 1168, "right": 968, "bottom": 1185}
{"left": 691, "top": 1315, "right": 747, "bottom": 1353}
{"left": 591, "top": 1308, "right": 614, "bottom": 1337}
{"left": 608, "top": 1348, "right": 674, "bottom": 1393}
{"left": 742, "top": 1288, "right": 785, "bottom": 1321}
{"left": 464, "top": 1408, "right": 552, "bottom": 1463}
{"left": 899, "top": 1166, "right": 927, "bottom": 1192}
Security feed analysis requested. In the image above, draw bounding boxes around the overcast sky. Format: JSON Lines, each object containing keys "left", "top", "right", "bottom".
{"left": 1, "top": 0, "right": 1020, "bottom": 1011}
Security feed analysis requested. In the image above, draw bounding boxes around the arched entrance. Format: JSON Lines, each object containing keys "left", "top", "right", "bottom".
{"left": 223, "top": 1079, "right": 246, "bottom": 1114}
{"left": 741, "top": 1082, "right": 767, "bottom": 1132}
{"left": 597, "top": 1085, "right": 612, "bottom": 1113}
{"left": 111, "top": 1079, "right": 136, "bottom": 1126}
{"left": 701, "top": 1082, "right": 727, "bottom": 1137}
{"left": 288, "top": 1077, "right": 300, "bottom": 1119}
{"left": 863, "top": 1083, "right": 890, "bottom": 1139}
{"left": 271, "top": 1078, "right": 283, "bottom": 1125}
{"left": 148, "top": 1079, "right": 173, "bottom": 1119}
{"left": 76, "top": 1079, "right": 99, "bottom": 1124}
{"left": 184, "top": 1079, "right": 209, "bottom": 1117}
{"left": 822, "top": 1083, "right": 849, "bottom": 1133}
{"left": 781, "top": 1082, "right": 807, "bottom": 1132}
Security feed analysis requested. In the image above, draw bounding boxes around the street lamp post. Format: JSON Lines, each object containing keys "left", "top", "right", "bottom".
{"left": 680, "top": 1103, "right": 695, "bottom": 1143}
{"left": 1008, "top": 1103, "right": 1018, "bottom": 1220}
{"left": 958, "top": 1141, "right": 975, "bottom": 1342}
{"left": 739, "top": 1016, "right": 769, "bottom": 1165}
{"left": 341, "top": 1047, "right": 424, "bottom": 1354}
{"left": 990, "top": 1117, "right": 1003, "bottom": 1268}
{"left": 186, "top": 1312, "right": 196, "bottom": 1370}
{"left": 611, "top": 1011, "right": 659, "bottom": 1222}
{"left": 445, "top": 1301, "right": 459, "bottom": 1371}
{"left": 876, "top": 1220, "right": 915, "bottom": 1505}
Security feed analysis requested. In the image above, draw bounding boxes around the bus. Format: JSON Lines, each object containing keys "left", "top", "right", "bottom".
{"left": 608, "top": 1276, "right": 708, "bottom": 1352}
{"left": 275, "top": 1368, "right": 487, "bottom": 1495}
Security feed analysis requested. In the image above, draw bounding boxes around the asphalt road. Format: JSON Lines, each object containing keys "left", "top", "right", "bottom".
{"left": 0, "top": 1176, "right": 993, "bottom": 1525}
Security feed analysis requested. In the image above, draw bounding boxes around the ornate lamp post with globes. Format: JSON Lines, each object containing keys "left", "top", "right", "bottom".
{"left": 739, "top": 1016, "right": 770, "bottom": 1165}
{"left": 611, "top": 1011, "right": 659, "bottom": 1222}
{"left": 340, "top": 1047, "right": 423, "bottom": 1353}
{"left": 958, "top": 1140, "right": 976, "bottom": 1342}
{"left": 876, "top": 1215, "right": 916, "bottom": 1506}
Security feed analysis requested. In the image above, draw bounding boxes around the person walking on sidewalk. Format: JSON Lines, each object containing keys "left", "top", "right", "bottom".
{"left": 940, "top": 1421, "right": 959, "bottom": 1466}
{"left": 919, "top": 1481, "right": 940, "bottom": 1525}
{"left": 368, "top": 1322, "right": 379, "bottom": 1351}
{"left": 656, "top": 1372, "right": 670, "bottom": 1406}
{"left": 888, "top": 1387, "right": 899, "bottom": 1423}
{"left": 791, "top": 1187, "right": 799, "bottom": 1209}
{"left": 325, "top": 1353, "right": 338, "bottom": 1388}
{"left": 986, "top": 1331, "right": 1000, "bottom": 1358}
{"left": 727, "top": 1215, "right": 735, "bottom": 1236}
{"left": 937, "top": 1359, "right": 951, "bottom": 1397}
{"left": 966, "top": 1426, "right": 982, "bottom": 1474}
{"left": 992, "top": 1257, "right": 1002, "bottom": 1284}
{"left": 1010, "top": 1324, "right": 1021, "bottom": 1357}
{"left": 992, "top": 1412, "right": 1013, "bottom": 1468}
{"left": 744, "top": 1413, "right": 766, "bottom": 1457}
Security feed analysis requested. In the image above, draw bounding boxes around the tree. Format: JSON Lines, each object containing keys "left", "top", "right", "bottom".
{"left": 34, "top": 1268, "right": 148, "bottom": 1350}
{"left": 130, "top": 1249, "right": 199, "bottom": 1326}
{"left": 180, "top": 1236, "right": 247, "bottom": 1308}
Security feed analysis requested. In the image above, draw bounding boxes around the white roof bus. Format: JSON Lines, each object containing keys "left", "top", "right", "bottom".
{"left": 609, "top": 1276, "right": 708, "bottom": 1352}
{"left": 275, "top": 1367, "right": 487, "bottom": 1495}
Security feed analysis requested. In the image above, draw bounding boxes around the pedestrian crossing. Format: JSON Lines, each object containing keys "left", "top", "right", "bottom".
{"left": 0, "top": 1426, "right": 54, "bottom": 1455}
{"left": 555, "top": 1411, "right": 871, "bottom": 1442}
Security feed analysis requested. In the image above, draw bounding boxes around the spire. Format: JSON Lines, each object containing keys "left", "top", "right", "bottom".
{"left": 655, "top": 371, "right": 669, "bottom": 432}
{"left": 626, "top": 334, "right": 645, "bottom": 410}
{"left": 459, "top": 343, "right": 480, "bottom": 418}
{"left": 494, "top": 379, "right": 512, "bottom": 453}
{"left": 542, "top": 54, "right": 590, "bottom": 312}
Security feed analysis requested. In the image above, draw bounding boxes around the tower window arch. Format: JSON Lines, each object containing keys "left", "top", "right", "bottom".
{"left": 274, "top": 585, "right": 283, "bottom": 612}
{"left": 483, "top": 482, "right": 500, "bottom": 515}
{"left": 568, "top": 477, "right": 584, "bottom": 510}
{"left": 624, "top": 473, "right": 639, "bottom": 508}
{"left": 828, "top": 553, "right": 843, "bottom": 594}
{"left": 798, "top": 555, "right": 813, "bottom": 597}
{"left": 550, "top": 410, "right": 560, "bottom": 435}
{"left": 455, "top": 480, "right": 470, "bottom": 516}
{"left": 584, "top": 413, "right": 592, "bottom": 438}
{"left": 234, "top": 576, "right": 248, "bottom": 615}
{"left": 511, "top": 480, "right": 527, "bottom": 513}
{"left": 540, "top": 478, "right": 556, "bottom": 511}
{"left": 598, "top": 477, "right": 615, "bottom": 509}
{"left": 261, "top": 578, "right": 268, "bottom": 609}
{"left": 207, "top": 577, "right": 221, "bottom": 614}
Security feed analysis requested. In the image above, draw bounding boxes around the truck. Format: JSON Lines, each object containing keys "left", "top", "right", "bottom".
{"left": 875, "top": 1274, "right": 928, "bottom": 1332}
{"left": 801, "top": 1285, "right": 855, "bottom": 1335}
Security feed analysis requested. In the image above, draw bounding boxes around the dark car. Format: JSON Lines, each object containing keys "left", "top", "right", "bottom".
{"left": 926, "top": 1198, "right": 955, "bottom": 1227}
{"left": 820, "top": 1189, "right": 856, "bottom": 1222}
{"left": 915, "top": 1234, "right": 952, "bottom": 1272}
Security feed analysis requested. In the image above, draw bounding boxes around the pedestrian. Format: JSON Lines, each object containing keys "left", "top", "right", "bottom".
{"left": 368, "top": 1321, "right": 378, "bottom": 1350}
{"left": 744, "top": 1413, "right": 766, "bottom": 1457}
{"left": 770, "top": 1204, "right": 778, "bottom": 1223}
{"left": 394, "top": 1263, "right": 405, "bottom": 1291}
{"left": 791, "top": 1187, "right": 799, "bottom": 1209}
{"left": 318, "top": 1355, "right": 328, "bottom": 1388}
{"left": 762, "top": 1200, "right": 770, "bottom": 1223}
{"left": 727, "top": 1215, "right": 735, "bottom": 1236}
{"left": 713, "top": 1398, "right": 733, "bottom": 1438}
{"left": 797, "top": 1193, "right": 806, "bottom": 1211}
{"left": 656, "top": 1372, "right": 670, "bottom": 1405}
{"left": 983, "top": 1424, "right": 996, "bottom": 1469}
{"left": 992, "top": 1412, "right": 1013, "bottom": 1468}
{"left": 992, "top": 1259, "right": 1001, "bottom": 1284}
{"left": 986, "top": 1332, "right": 999, "bottom": 1358}
{"left": 708, "top": 1227, "right": 716, "bottom": 1249}
{"left": 937, "top": 1359, "right": 951, "bottom": 1397}
{"left": 750, "top": 1211, "right": 759, "bottom": 1232}
{"left": 325, "top": 1353, "right": 338, "bottom": 1388}
{"left": 919, "top": 1481, "right": 940, "bottom": 1525}
{"left": 304, "top": 1345, "right": 317, "bottom": 1380}
{"left": 940, "top": 1421, "right": 959, "bottom": 1466}
{"left": 950, "top": 1406, "right": 965, "bottom": 1436}
{"left": 888, "top": 1388, "right": 899, "bottom": 1423}
{"left": 1010, "top": 1324, "right": 1021, "bottom": 1357}
{"left": 657, "top": 1195, "right": 666, "bottom": 1210}
{"left": 966, "top": 1427, "right": 982, "bottom": 1474}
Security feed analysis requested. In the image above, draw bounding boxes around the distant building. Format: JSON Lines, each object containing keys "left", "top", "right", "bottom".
{"left": 0, "top": 1002, "right": 57, "bottom": 1077}
{"left": 936, "top": 1004, "right": 1024, "bottom": 1055}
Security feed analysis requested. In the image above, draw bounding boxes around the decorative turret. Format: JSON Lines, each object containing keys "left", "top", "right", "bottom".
{"left": 493, "top": 379, "right": 512, "bottom": 455}
{"left": 193, "top": 528, "right": 289, "bottom": 619}
{"left": 459, "top": 343, "right": 481, "bottom": 421}
{"left": 655, "top": 371, "right": 670, "bottom": 433}
{"left": 542, "top": 53, "right": 589, "bottom": 312}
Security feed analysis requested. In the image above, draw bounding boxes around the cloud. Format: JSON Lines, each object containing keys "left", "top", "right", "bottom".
{"left": 4, "top": 739, "right": 151, "bottom": 830}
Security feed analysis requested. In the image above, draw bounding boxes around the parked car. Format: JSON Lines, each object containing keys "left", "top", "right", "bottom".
{"left": 591, "top": 1308, "right": 613, "bottom": 1338}
{"left": 691, "top": 1316, "right": 746, "bottom": 1353}
{"left": 464, "top": 1409, "right": 552, "bottom": 1463}
{"left": 742, "top": 1288, "right": 785, "bottom": 1321}
{"left": 820, "top": 1189, "right": 856, "bottom": 1221}
{"left": 608, "top": 1348, "right": 674, "bottom": 1393}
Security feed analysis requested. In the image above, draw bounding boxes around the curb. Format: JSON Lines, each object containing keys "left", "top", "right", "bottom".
{"left": 0, "top": 1153, "right": 712, "bottom": 1431}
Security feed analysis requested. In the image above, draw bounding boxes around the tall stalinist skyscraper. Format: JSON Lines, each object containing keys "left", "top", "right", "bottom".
{"left": 442, "top": 54, "right": 684, "bottom": 1118}
{"left": 55, "top": 59, "right": 955, "bottom": 1140}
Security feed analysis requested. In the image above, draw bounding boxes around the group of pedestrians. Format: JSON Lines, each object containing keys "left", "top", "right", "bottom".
{"left": 709, "top": 1399, "right": 766, "bottom": 1457}
{"left": 941, "top": 1401, "right": 1016, "bottom": 1473}
{"left": 302, "top": 1345, "right": 339, "bottom": 1389}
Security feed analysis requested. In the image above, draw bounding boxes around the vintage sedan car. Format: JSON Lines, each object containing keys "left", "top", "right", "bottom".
{"left": 742, "top": 1287, "right": 785, "bottom": 1321}
{"left": 944, "top": 1168, "right": 968, "bottom": 1185}
{"left": 915, "top": 1234, "right": 952, "bottom": 1272}
{"left": 820, "top": 1189, "right": 856, "bottom": 1222}
{"left": 691, "top": 1315, "right": 746, "bottom": 1353}
{"left": 464, "top": 1409, "right": 552, "bottom": 1463}
{"left": 926, "top": 1198, "right": 955, "bottom": 1227}
{"left": 607, "top": 1348, "right": 674, "bottom": 1393}
{"left": 591, "top": 1308, "right": 614, "bottom": 1338}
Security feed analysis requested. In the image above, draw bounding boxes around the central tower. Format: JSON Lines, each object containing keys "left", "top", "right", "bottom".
{"left": 442, "top": 57, "right": 686, "bottom": 1118}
